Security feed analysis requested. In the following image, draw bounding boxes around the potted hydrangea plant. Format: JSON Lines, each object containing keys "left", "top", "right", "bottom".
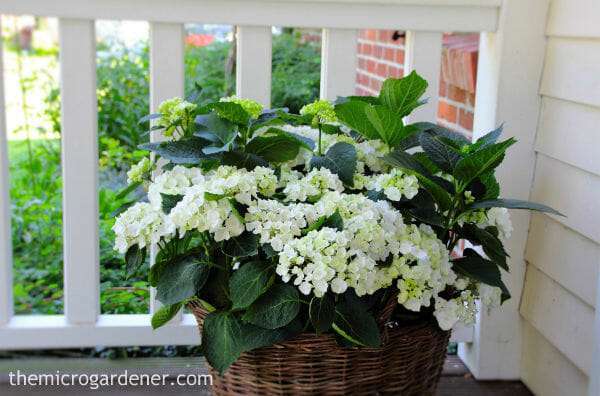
{"left": 114, "top": 71, "right": 560, "bottom": 395}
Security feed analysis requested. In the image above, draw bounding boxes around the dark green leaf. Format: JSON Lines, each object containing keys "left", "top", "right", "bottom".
{"left": 125, "top": 245, "right": 146, "bottom": 278}
{"left": 310, "top": 142, "right": 357, "bottom": 185}
{"left": 138, "top": 113, "right": 162, "bottom": 124}
{"left": 160, "top": 193, "right": 184, "bottom": 214}
{"left": 195, "top": 112, "right": 238, "bottom": 146}
{"left": 246, "top": 135, "right": 304, "bottom": 163}
{"left": 454, "top": 138, "right": 516, "bottom": 188}
{"left": 240, "top": 321, "right": 301, "bottom": 351}
{"left": 476, "top": 124, "right": 503, "bottom": 148}
{"left": 480, "top": 172, "right": 500, "bottom": 200}
{"left": 156, "top": 256, "right": 211, "bottom": 305}
{"left": 243, "top": 284, "right": 300, "bottom": 329}
{"left": 201, "top": 312, "right": 244, "bottom": 374}
{"left": 452, "top": 249, "right": 510, "bottom": 298}
{"left": 229, "top": 261, "right": 274, "bottom": 310}
{"left": 461, "top": 224, "right": 509, "bottom": 271}
{"left": 309, "top": 295, "right": 335, "bottom": 334}
{"left": 200, "top": 266, "right": 231, "bottom": 310}
{"left": 151, "top": 302, "right": 183, "bottom": 329}
{"left": 469, "top": 198, "right": 563, "bottom": 216}
{"left": 379, "top": 71, "right": 428, "bottom": 117}
{"left": 116, "top": 181, "right": 141, "bottom": 200}
{"left": 419, "top": 131, "right": 462, "bottom": 173}
{"left": 333, "top": 297, "right": 380, "bottom": 347}
{"left": 222, "top": 232, "right": 259, "bottom": 258}
{"left": 139, "top": 137, "right": 209, "bottom": 164}
{"left": 222, "top": 150, "right": 269, "bottom": 170}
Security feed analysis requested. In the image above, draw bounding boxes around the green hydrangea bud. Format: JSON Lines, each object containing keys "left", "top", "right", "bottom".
{"left": 300, "top": 99, "right": 337, "bottom": 125}
{"left": 220, "top": 96, "right": 264, "bottom": 119}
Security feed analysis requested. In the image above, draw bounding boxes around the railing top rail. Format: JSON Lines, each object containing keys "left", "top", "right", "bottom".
{"left": 0, "top": 0, "right": 499, "bottom": 32}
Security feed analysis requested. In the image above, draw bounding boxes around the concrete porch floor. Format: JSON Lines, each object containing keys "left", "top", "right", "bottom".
{"left": 0, "top": 356, "right": 531, "bottom": 395}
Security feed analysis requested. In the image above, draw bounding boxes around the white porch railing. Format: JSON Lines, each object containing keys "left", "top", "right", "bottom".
{"left": 0, "top": 0, "right": 547, "bottom": 381}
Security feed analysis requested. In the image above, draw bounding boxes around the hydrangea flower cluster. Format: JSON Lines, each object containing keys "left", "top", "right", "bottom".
{"left": 157, "top": 98, "right": 197, "bottom": 139}
{"left": 115, "top": 110, "right": 516, "bottom": 333}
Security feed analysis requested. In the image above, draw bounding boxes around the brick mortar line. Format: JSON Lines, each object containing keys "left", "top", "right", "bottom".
{"left": 438, "top": 118, "right": 473, "bottom": 137}
{"left": 356, "top": 70, "right": 387, "bottom": 83}
{"left": 439, "top": 96, "right": 474, "bottom": 113}
{"left": 357, "top": 54, "right": 405, "bottom": 69}
{"left": 355, "top": 84, "right": 379, "bottom": 96}
{"left": 357, "top": 39, "right": 405, "bottom": 50}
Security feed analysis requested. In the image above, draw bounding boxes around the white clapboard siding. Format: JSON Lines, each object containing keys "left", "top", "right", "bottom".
{"left": 320, "top": 28, "right": 358, "bottom": 101}
{"left": 530, "top": 154, "right": 600, "bottom": 244}
{"left": 236, "top": 26, "right": 272, "bottom": 107}
{"left": 541, "top": 38, "right": 600, "bottom": 108}
{"left": 591, "top": 273, "right": 600, "bottom": 396}
{"left": 546, "top": 0, "right": 600, "bottom": 39}
{"left": 403, "top": 31, "right": 443, "bottom": 123}
{"left": 521, "top": 265, "right": 595, "bottom": 375}
{"left": 536, "top": 97, "right": 600, "bottom": 177}
{"left": 0, "top": 0, "right": 499, "bottom": 32}
{"left": 459, "top": 0, "right": 549, "bottom": 380}
{"left": 149, "top": 22, "right": 184, "bottom": 319}
{"left": 526, "top": 214, "right": 600, "bottom": 307}
{"left": 60, "top": 19, "right": 100, "bottom": 325}
{"left": 0, "top": 18, "right": 13, "bottom": 327}
{"left": 521, "top": 321, "right": 589, "bottom": 396}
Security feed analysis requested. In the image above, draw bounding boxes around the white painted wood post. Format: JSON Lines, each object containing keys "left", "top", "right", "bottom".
{"left": 320, "top": 28, "right": 358, "bottom": 101}
{"left": 236, "top": 26, "right": 272, "bottom": 107}
{"left": 403, "top": 31, "right": 443, "bottom": 123}
{"left": 149, "top": 22, "right": 184, "bottom": 318}
{"left": 590, "top": 272, "right": 600, "bottom": 396}
{"left": 59, "top": 19, "right": 100, "bottom": 325}
{"left": 0, "top": 17, "right": 14, "bottom": 327}
{"left": 458, "top": 0, "right": 550, "bottom": 379}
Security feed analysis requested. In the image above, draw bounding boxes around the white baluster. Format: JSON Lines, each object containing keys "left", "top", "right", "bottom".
{"left": 236, "top": 26, "right": 272, "bottom": 107}
{"left": 149, "top": 22, "right": 184, "bottom": 318}
{"left": 60, "top": 19, "right": 99, "bottom": 325}
{"left": 0, "top": 17, "right": 13, "bottom": 327}
{"left": 403, "top": 31, "right": 443, "bottom": 123}
{"left": 320, "top": 28, "right": 358, "bottom": 101}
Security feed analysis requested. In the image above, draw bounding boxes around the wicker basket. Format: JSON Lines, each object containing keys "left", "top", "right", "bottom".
{"left": 188, "top": 299, "right": 450, "bottom": 396}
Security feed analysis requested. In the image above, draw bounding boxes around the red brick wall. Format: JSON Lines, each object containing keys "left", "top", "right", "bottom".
{"left": 355, "top": 30, "right": 478, "bottom": 139}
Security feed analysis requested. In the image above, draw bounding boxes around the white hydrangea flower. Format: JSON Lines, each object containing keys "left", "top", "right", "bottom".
{"left": 367, "top": 168, "right": 419, "bottom": 201}
{"left": 148, "top": 166, "right": 204, "bottom": 210}
{"left": 433, "top": 291, "right": 477, "bottom": 331}
{"left": 484, "top": 207, "right": 513, "bottom": 239}
{"left": 283, "top": 168, "right": 344, "bottom": 202}
{"left": 204, "top": 165, "right": 277, "bottom": 205}
{"left": 478, "top": 283, "right": 502, "bottom": 308}
{"left": 113, "top": 202, "right": 175, "bottom": 254}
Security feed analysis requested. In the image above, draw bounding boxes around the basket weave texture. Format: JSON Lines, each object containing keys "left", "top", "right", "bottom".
{"left": 188, "top": 299, "right": 450, "bottom": 396}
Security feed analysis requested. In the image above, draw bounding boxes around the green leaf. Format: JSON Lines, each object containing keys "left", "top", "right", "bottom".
{"left": 209, "top": 102, "right": 250, "bottom": 125}
{"left": 204, "top": 192, "right": 227, "bottom": 201}
{"left": 116, "top": 181, "right": 141, "bottom": 200}
{"left": 480, "top": 172, "right": 500, "bottom": 200}
{"left": 419, "top": 131, "right": 462, "bottom": 173}
{"left": 310, "top": 142, "right": 357, "bottom": 185}
{"left": 461, "top": 224, "right": 509, "bottom": 271}
{"left": 334, "top": 100, "right": 380, "bottom": 140}
{"left": 309, "top": 295, "right": 335, "bottom": 334}
{"left": 246, "top": 135, "right": 303, "bottom": 163}
{"left": 333, "top": 297, "right": 380, "bottom": 347}
{"left": 240, "top": 321, "right": 301, "bottom": 351}
{"left": 422, "top": 122, "right": 470, "bottom": 146}
{"left": 138, "top": 113, "right": 162, "bottom": 124}
{"left": 195, "top": 112, "right": 238, "bottom": 147}
{"left": 139, "top": 137, "right": 209, "bottom": 164}
{"left": 160, "top": 193, "right": 184, "bottom": 214}
{"left": 151, "top": 302, "right": 183, "bottom": 329}
{"left": 364, "top": 105, "right": 405, "bottom": 147}
{"left": 201, "top": 311, "right": 244, "bottom": 374}
{"left": 469, "top": 198, "right": 563, "bottom": 216}
{"left": 323, "top": 209, "right": 344, "bottom": 231}
{"left": 454, "top": 138, "right": 516, "bottom": 189}
{"left": 452, "top": 249, "right": 510, "bottom": 298}
{"left": 475, "top": 124, "right": 503, "bottom": 148}
{"left": 201, "top": 266, "right": 231, "bottom": 310}
{"left": 125, "top": 245, "right": 146, "bottom": 278}
{"left": 379, "top": 71, "right": 428, "bottom": 117}
{"left": 156, "top": 256, "right": 211, "bottom": 305}
{"left": 229, "top": 261, "right": 273, "bottom": 310}
{"left": 242, "top": 284, "right": 300, "bottom": 329}
{"left": 222, "top": 232, "right": 259, "bottom": 258}
{"left": 222, "top": 150, "right": 269, "bottom": 171}
{"left": 265, "top": 127, "right": 315, "bottom": 150}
